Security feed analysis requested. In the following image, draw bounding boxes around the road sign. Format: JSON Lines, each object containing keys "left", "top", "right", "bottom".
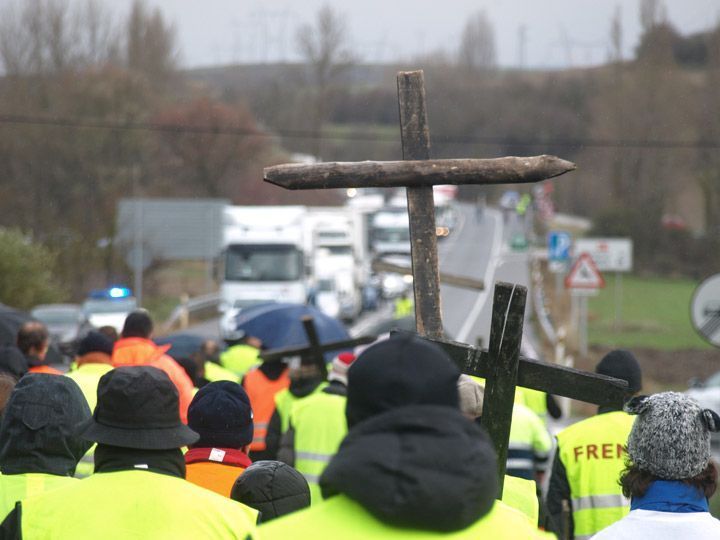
{"left": 565, "top": 253, "right": 605, "bottom": 290}
{"left": 574, "top": 238, "right": 633, "bottom": 272}
{"left": 690, "top": 273, "right": 720, "bottom": 348}
{"left": 548, "top": 231, "right": 571, "bottom": 262}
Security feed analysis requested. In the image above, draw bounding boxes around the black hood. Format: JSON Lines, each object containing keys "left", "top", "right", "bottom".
{"left": 320, "top": 405, "right": 498, "bottom": 532}
{"left": 0, "top": 374, "right": 92, "bottom": 476}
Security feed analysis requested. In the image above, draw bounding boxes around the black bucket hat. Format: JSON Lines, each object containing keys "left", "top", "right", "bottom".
{"left": 79, "top": 366, "right": 199, "bottom": 450}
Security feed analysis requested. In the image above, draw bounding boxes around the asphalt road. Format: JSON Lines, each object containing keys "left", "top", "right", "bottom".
{"left": 187, "top": 202, "right": 534, "bottom": 348}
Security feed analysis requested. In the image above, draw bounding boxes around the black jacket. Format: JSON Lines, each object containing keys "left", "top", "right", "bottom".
{"left": 319, "top": 404, "right": 498, "bottom": 532}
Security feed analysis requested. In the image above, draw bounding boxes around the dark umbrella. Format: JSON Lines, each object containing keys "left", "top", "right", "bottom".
{"left": 233, "top": 303, "right": 350, "bottom": 362}
{"left": 154, "top": 333, "right": 205, "bottom": 361}
{"left": 0, "top": 304, "right": 32, "bottom": 346}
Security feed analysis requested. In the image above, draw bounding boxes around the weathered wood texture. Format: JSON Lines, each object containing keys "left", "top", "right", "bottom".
{"left": 260, "top": 334, "right": 376, "bottom": 362}
{"left": 481, "top": 282, "right": 526, "bottom": 493}
{"left": 301, "top": 316, "right": 328, "bottom": 377}
{"left": 389, "top": 331, "right": 630, "bottom": 408}
{"left": 263, "top": 156, "right": 576, "bottom": 190}
{"left": 398, "top": 70, "right": 443, "bottom": 340}
{"left": 371, "top": 259, "right": 484, "bottom": 290}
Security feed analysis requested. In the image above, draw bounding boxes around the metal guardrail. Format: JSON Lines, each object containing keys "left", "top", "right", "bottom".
{"left": 162, "top": 291, "right": 220, "bottom": 333}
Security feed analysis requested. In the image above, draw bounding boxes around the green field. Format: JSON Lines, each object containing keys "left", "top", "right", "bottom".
{"left": 588, "top": 275, "right": 710, "bottom": 350}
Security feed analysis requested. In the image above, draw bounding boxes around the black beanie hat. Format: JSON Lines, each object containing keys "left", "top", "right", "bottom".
{"left": 77, "top": 331, "right": 113, "bottom": 357}
{"left": 231, "top": 460, "right": 310, "bottom": 522}
{"left": 188, "top": 381, "right": 254, "bottom": 449}
{"left": 596, "top": 349, "right": 642, "bottom": 394}
{"left": 346, "top": 333, "right": 460, "bottom": 428}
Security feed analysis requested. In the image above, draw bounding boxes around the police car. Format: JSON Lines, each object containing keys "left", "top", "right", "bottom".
{"left": 82, "top": 287, "right": 137, "bottom": 334}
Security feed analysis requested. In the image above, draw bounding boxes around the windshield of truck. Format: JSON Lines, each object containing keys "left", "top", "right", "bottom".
{"left": 373, "top": 228, "right": 410, "bottom": 243}
{"left": 225, "top": 244, "right": 302, "bottom": 282}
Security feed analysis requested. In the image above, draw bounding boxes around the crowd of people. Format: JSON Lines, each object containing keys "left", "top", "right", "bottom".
{"left": 0, "top": 309, "right": 718, "bottom": 538}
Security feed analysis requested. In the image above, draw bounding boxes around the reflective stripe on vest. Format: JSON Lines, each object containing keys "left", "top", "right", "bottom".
{"left": 557, "top": 411, "right": 635, "bottom": 538}
{"left": 244, "top": 368, "right": 290, "bottom": 452}
{"left": 289, "top": 390, "right": 347, "bottom": 505}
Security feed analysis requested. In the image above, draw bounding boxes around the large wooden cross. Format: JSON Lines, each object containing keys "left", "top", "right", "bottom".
{"left": 264, "top": 70, "right": 630, "bottom": 494}
{"left": 265, "top": 70, "right": 574, "bottom": 339}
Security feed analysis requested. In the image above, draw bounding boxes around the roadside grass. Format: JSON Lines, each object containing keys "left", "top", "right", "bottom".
{"left": 588, "top": 274, "right": 710, "bottom": 350}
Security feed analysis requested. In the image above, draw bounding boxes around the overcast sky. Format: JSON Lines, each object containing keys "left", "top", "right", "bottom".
{"left": 106, "top": 0, "right": 718, "bottom": 69}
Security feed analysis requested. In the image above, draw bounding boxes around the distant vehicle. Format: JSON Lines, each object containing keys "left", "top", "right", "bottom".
{"left": 371, "top": 208, "right": 411, "bottom": 255}
{"left": 499, "top": 190, "right": 520, "bottom": 211}
{"left": 315, "top": 278, "right": 342, "bottom": 320}
{"left": 219, "top": 206, "right": 308, "bottom": 340}
{"left": 30, "top": 303, "right": 90, "bottom": 352}
{"left": 82, "top": 287, "right": 137, "bottom": 334}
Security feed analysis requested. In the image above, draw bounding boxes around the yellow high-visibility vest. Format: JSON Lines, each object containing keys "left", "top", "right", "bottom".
{"left": 557, "top": 411, "right": 635, "bottom": 540}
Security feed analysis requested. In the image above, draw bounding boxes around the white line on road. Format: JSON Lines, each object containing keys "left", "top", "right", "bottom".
{"left": 456, "top": 209, "right": 504, "bottom": 342}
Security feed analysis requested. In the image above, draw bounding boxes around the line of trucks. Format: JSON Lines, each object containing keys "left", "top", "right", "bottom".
{"left": 217, "top": 188, "right": 457, "bottom": 338}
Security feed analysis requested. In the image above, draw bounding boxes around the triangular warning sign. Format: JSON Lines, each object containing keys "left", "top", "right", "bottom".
{"left": 565, "top": 253, "right": 605, "bottom": 289}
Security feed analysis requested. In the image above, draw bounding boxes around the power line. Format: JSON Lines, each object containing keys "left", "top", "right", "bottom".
{"left": 0, "top": 113, "right": 719, "bottom": 150}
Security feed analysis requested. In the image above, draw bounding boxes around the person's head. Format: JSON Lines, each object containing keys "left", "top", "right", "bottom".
{"left": 201, "top": 339, "right": 220, "bottom": 363}
{"left": 231, "top": 461, "right": 310, "bottom": 522}
{"left": 0, "top": 374, "right": 17, "bottom": 416}
{"left": 457, "top": 374, "right": 484, "bottom": 421}
{"left": 76, "top": 331, "right": 113, "bottom": 366}
{"left": 97, "top": 325, "right": 119, "bottom": 343}
{"left": 0, "top": 374, "right": 92, "bottom": 476}
{"left": 327, "top": 352, "right": 356, "bottom": 386}
{"left": 16, "top": 321, "right": 49, "bottom": 359}
{"left": 121, "top": 310, "right": 153, "bottom": 339}
{"left": 79, "top": 366, "right": 198, "bottom": 451}
{"left": 187, "top": 381, "right": 253, "bottom": 451}
{"left": 595, "top": 349, "right": 642, "bottom": 398}
{"left": 0, "top": 345, "right": 28, "bottom": 380}
{"left": 620, "top": 392, "right": 720, "bottom": 500}
{"left": 345, "top": 333, "right": 460, "bottom": 428}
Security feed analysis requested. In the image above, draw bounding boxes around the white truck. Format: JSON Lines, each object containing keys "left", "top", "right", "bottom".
{"left": 371, "top": 207, "right": 411, "bottom": 255}
{"left": 219, "top": 206, "right": 308, "bottom": 337}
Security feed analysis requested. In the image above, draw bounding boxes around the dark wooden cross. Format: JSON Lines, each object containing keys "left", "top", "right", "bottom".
{"left": 259, "top": 315, "right": 376, "bottom": 376}
{"left": 265, "top": 70, "right": 574, "bottom": 339}
{"left": 392, "top": 281, "right": 629, "bottom": 494}
{"left": 264, "top": 70, "right": 630, "bottom": 495}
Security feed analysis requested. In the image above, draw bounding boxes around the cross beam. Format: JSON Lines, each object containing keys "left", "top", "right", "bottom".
{"left": 393, "top": 282, "right": 630, "bottom": 495}
{"left": 263, "top": 70, "right": 576, "bottom": 340}
{"left": 371, "top": 258, "right": 484, "bottom": 291}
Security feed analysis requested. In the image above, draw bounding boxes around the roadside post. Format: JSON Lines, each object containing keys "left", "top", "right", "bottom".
{"left": 565, "top": 253, "right": 605, "bottom": 356}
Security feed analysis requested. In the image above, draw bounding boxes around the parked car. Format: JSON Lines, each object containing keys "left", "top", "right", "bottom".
{"left": 30, "top": 303, "right": 91, "bottom": 356}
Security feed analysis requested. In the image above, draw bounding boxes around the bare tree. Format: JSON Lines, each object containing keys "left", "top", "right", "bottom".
{"left": 126, "top": 0, "right": 177, "bottom": 88}
{"left": 609, "top": 5, "right": 623, "bottom": 63}
{"left": 296, "top": 4, "right": 354, "bottom": 159}
{"left": 639, "top": 0, "right": 666, "bottom": 32}
{"left": 458, "top": 11, "right": 496, "bottom": 71}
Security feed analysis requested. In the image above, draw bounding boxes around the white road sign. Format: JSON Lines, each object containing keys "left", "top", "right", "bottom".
{"left": 574, "top": 238, "right": 633, "bottom": 272}
{"left": 691, "top": 273, "right": 720, "bottom": 348}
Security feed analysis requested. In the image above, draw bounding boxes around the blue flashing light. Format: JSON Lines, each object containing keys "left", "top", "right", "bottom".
{"left": 108, "top": 287, "right": 131, "bottom": 298}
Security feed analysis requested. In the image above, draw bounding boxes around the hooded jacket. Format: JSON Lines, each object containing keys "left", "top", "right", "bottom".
{"left": 0, "top": 374, "right": 92, "bottom": 519}
{"left": 320, "top": 405, "right": 497, "bottom": 532}
{"left": 0, "top": 374, "right": 91, "bottom": 477}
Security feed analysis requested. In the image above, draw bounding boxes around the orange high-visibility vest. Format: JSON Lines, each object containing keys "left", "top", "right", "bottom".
{"left": 243, "top": 367, "right": 290, "bottom": 452}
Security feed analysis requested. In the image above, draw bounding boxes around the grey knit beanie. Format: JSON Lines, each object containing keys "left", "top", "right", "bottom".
{"left": 625, "top": 392, "right": 720, "bottom": 479}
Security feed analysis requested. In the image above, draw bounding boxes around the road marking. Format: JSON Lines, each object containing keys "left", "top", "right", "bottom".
{"left": 456, "top": 209, "right": 504, "bottom": 342}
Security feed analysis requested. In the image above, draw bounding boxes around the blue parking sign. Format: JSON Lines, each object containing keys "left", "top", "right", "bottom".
{"left": 548, "top": 231, "right": 571, "bottom": 262}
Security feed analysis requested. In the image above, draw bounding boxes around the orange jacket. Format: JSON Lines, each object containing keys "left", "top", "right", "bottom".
{"left": 184, "top": 447, "right": 252, "bottom": 497}
{"left": 111, "top": 337, "right": 194, "bottom": 423}
{"left": 243, "top": 367, "right": 290, "bottom": 452}
{"left": 28, "top": 365, "right": 63, "bottom": 375}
